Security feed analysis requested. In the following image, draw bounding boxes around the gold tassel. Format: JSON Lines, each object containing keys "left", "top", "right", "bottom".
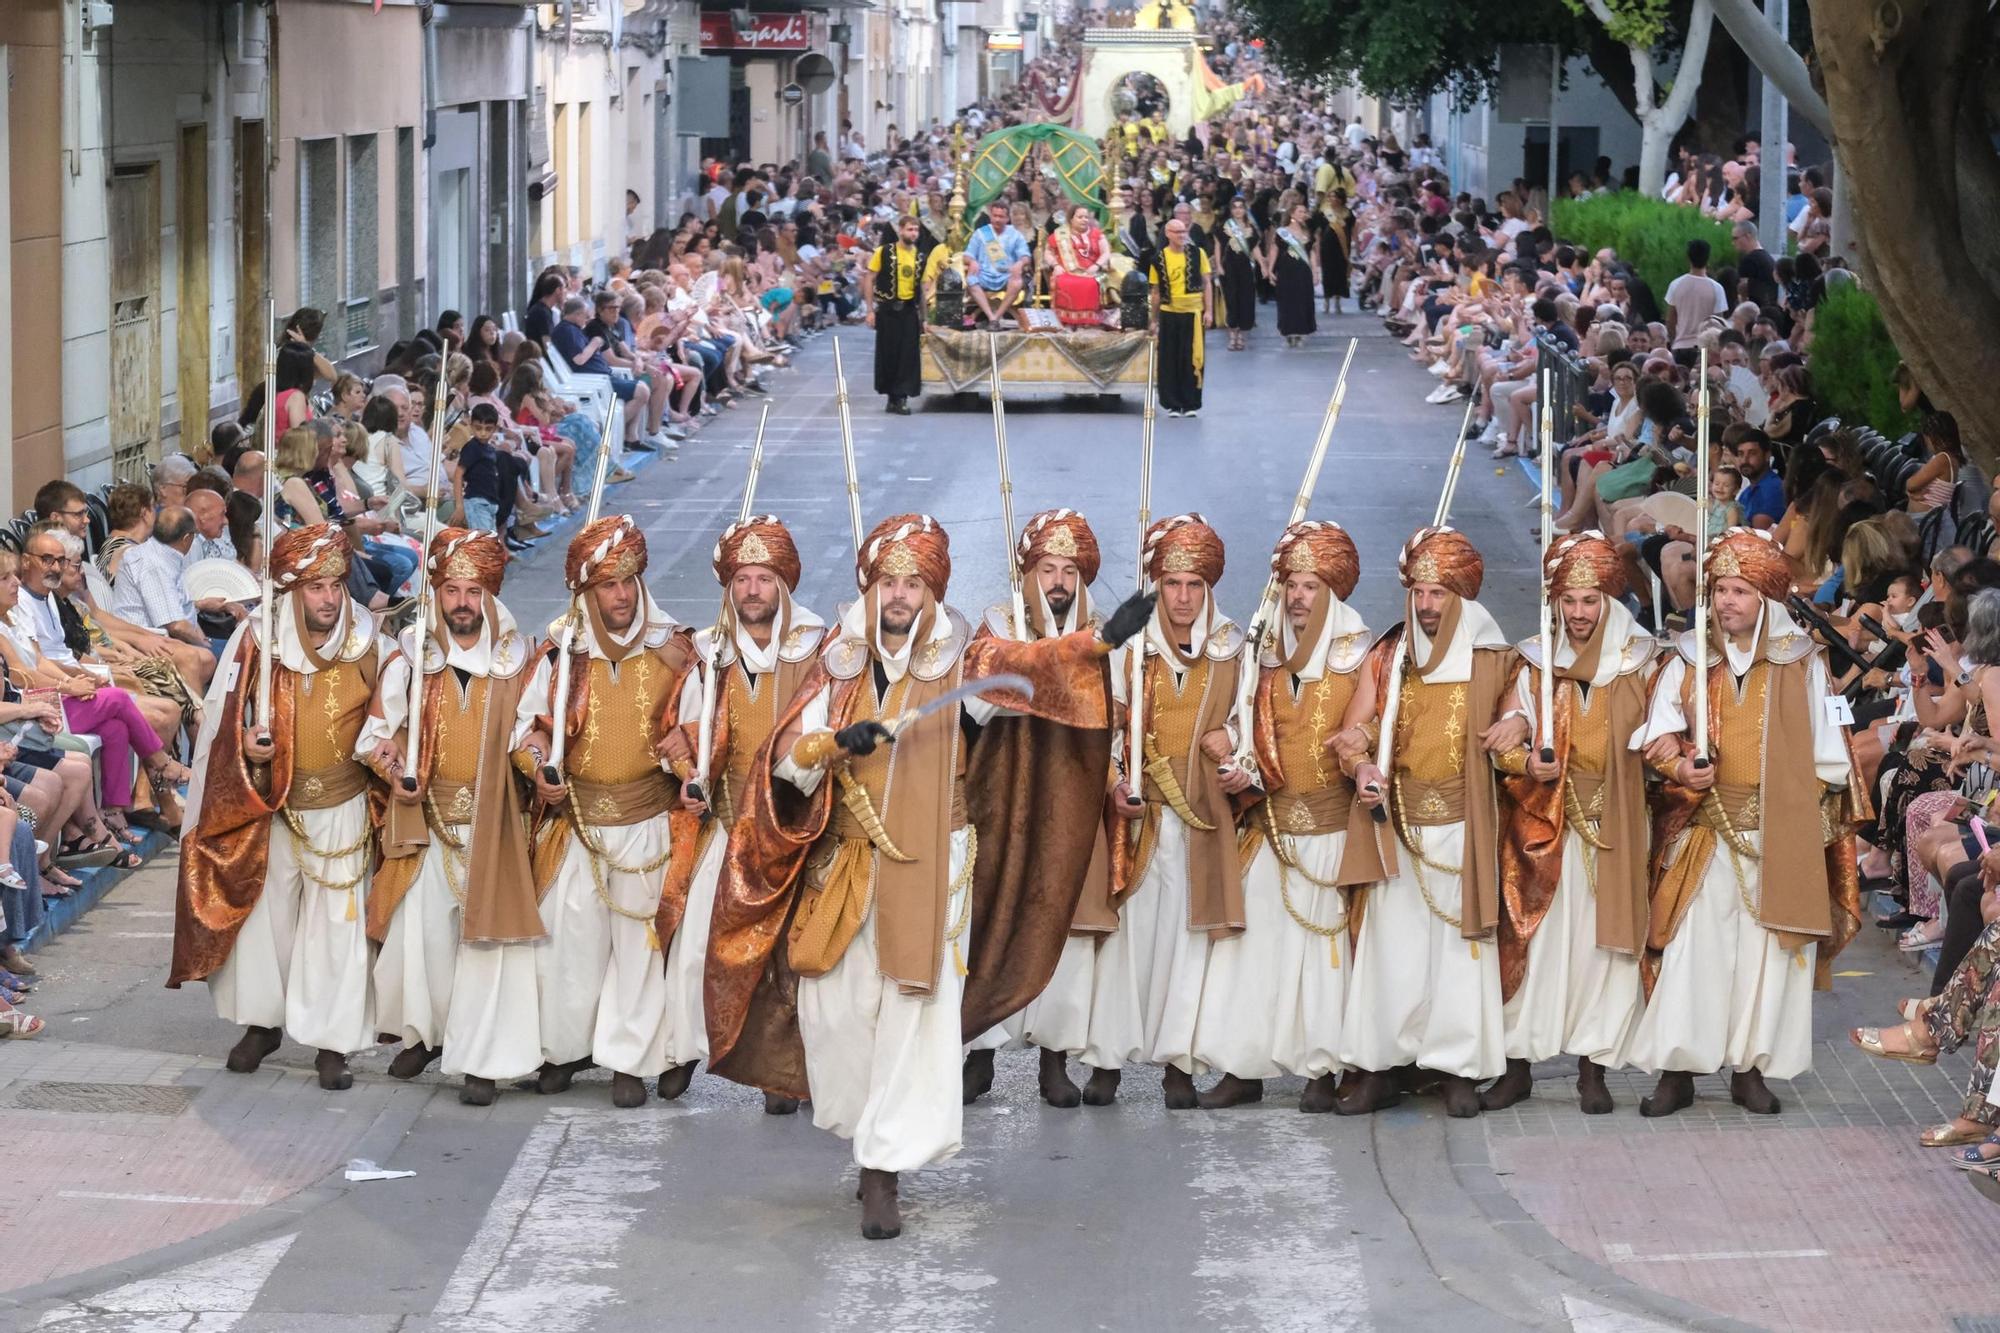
{"left": 1329, "top": 937, "right": 1340, "bottom": 969}
{"left": 647, "top": 921, "right": 662, "bottom": 952}
{"left": 1469, "top": 939, "right": 1480, "bottom": 960}
{"left": 345, "top": 889, "right": 357, "bottom": 922}
{"left": 953, "top": 940, "right": 968, "bottom": 978}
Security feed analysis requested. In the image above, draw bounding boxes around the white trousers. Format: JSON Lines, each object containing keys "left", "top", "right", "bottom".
{"left": 209, "top": 796, "right": 377, "bottom": 1055}
{"left": 1338, "top": 822, "right": 1505, "bottom": 1080}
{"left": 1194, "top": 829, "right": 1349, "bottom": 1081}
{"left": 660, "top": 827, "right": 726, "bottom": 1068}
{"left": 1625, "top": 828, "right": 1816, "bottom": 1079}
{"left": 797, "top": 828, "right": 970, "bottom": 1173}
{"left": 535, "top": 817, "right": 674, "bottom": 1078}
{"left": 964, "top": 929, "right": 1102, "bottom": 1056}
{"left": 1081, "top": 816, "right": 1211, "bottom": 1075}
{"left": 442, "top": 936, "right": 544, "bottom": 1082}
{"left": 1500, "top": 829, "right": 1644, "bottom": 1066}
{"left": 373, "top": 834, "right": 463, "bottom": 1051}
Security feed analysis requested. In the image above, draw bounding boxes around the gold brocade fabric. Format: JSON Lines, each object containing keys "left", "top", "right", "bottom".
{"left": 1714, "top": 664, "right": 1769, "bottom": 795}
{"left": 432, "top": 675, "right": 490, "bottom": 788}
{"left": 572, "top": 656, "right": 667, "bottom": 785}
{"left": 1396, "top": 774, "right": 1465, "bottom": 826}
{"left": 1274, "top": 671, "right": 1356, "bottom": 799}
{"left": 1394, "top": 676, "right": 1467, "bottom": 783}
{"left": 1568, "top": 685, "right": 1610, "bottom": 775}
{"left": 714, "top": 666, "right": 768, "bottom": 827}
{"left": 920, "top": 327, "right": 1153, "bottom": 394}
{"left": 1139, "top": 654, "right": 1213, "bottom": 809}
{"left": 289, "top": 663, "right": 373, "bottom": 810}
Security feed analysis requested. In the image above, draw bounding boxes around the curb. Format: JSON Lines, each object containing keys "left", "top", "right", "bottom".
{"left": 26, "top": 827, "right": 173, "bottom": 952}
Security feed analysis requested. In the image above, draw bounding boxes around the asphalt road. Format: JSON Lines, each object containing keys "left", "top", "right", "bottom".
{"left": 6, "top": 314, "right": 1971, "bottom": 1333}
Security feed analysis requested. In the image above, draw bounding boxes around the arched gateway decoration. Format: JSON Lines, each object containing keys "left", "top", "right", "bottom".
{"left": 963, "top": 124, "right": 1111, "bottom": 224}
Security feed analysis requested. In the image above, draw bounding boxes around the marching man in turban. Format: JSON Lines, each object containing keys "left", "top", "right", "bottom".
{"left": 653, "top": 516, "right": 827, "bottom": 1112}
{"left": 1626, "top": 528, "right": 1861, "bottom": 1117}
{"left": 1083, "top": 514, "right": 1251, "bottom": 1110}
{"left": 1478, "top": 534, "right": 1655, "bottom": 1114}
{"left": 1334, "top": 526, "right": 1516, "bottom": 1118}
{"left": 962, "top": 510, "right": 1125, "bottom": 1109}
{"left": 170, "top": 524, "right": 394, "bottom": 1092}
{"left": 1191, "top": 521, "right": 1373, "bottom": 1112}
{"left": 513, "top": 516, "right": 697, "bottom": 1110}
{"left": 705, "top": 513, "right": 1149, "bottom": 1240}
{"left": 360, "top": 528, "right": 543, "bottom": 1106}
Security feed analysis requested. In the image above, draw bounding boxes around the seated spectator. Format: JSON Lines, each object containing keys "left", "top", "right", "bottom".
{"left": 110, "top": 506, "right": 231, "bottom": 664}
{"left": 185, "top": 468, "right": 237, "bottom": 564}
{"left": 151, "top": 454, "right": 197, "bottom": 511}
{"left": 231, "top": 449, "right": 265, "bottom": 500}
{"left": 97, "top": 482, "right": 154, "bottom": 582}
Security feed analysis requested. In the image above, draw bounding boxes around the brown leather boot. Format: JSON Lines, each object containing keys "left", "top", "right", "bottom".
{"left": 1438, "top": 1073, "right": 1482, "bottom": 1118}
{"left": 537, "top": 1057, "right": 591, "bottom": 1095}
{"left": 1162, "top": 1065, "right": 1198, "bottom": 1110}
{"left": 225, "top": 1025, "right": 282, "bottom": 1074}
{"left": 1038, "top": 1047, "right": 1081, "bottom": 1109}
{"left": 762, "top": 1092, "right": 801, "bottom": 1115}
{"left": 1197, "top": 1074, "right": 1264, "bottom": 1109}
{"left": 1730, "top": 1068, "right": 1781, "bottom": 1115}
{"left": 858, "top": 1168, "right": 901, "bottom": 1240}
{"left": 1478, "top": 1057, "right": 1533, "bottom": 1111}
{"left": 388, "top": 1042, "right": 439, "bottom": 1081}
{"left": 1576, "top": 1057, "right": 1614, "bottom": 1115}
{"left": 1298, "top": 1073, "right": 1339, "bottom": 1114}
{"left": 1080, "top": 1066, "right": 1121, "bottom": 1106}
{"left": 315, "top": 1050, "right": 353, "bottom": 1091}
{"left": 1333, "top": 1069, "right": 1401, "bottom": 1116}
{"left": 961, "top": 1048, "right": 995, "bottom": 1105}
{"left": 610, "top": 1072, "right": 648, "bottom": 1108}
{"left": 0, "top": 944, "right": 36, "bottom": 977}
{"left": 1639, "top": 1070, "right": 1696, "bottom": 1118}
{"left": 657, "top": 1060, "right": 698, "bottom": 1101}
{"left": 459, "top": 1076, "right": 497, "bottom": 1107}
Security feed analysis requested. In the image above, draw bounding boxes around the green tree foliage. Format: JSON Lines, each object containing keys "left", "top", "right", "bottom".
{"left": 1809, "top": 283, "right": 1917, "bottom": 439}
{"left": 1551, "top": 191, "right": 1732, "bottom": 296}
{"left": 1230, "top": 0, "right": 1584, "bottom": 106}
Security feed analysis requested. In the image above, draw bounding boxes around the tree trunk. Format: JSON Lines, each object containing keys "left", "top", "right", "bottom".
{"left": 1810, "top": 0, "right": 2000, "bottom": 462}
{"left": 1637, "top": 115, "right": 1674, "bottom": 196}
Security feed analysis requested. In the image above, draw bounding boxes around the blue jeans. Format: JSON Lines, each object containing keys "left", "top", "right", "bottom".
{"left": 463, "top": 497, "right": 499, "bottom": 532}
{"left": 364, "top": 539, "right": 419, "bottom": 597}
{"left": 1, "top": 821, "right": 42, "bottom": 948}
{"left": 609, "top": 372, "right": 640, "bottom": 402}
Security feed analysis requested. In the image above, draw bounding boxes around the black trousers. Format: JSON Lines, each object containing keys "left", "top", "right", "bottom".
{"left": 1934, "top": 860, "right": 1987, "bottom": 994}
{"left": 497, "top": 452, "right": 527, "bottom": 533}
{"left": 1157, "top": 310, "right": 1202, "bottom": 412}
{"left": 874, "top": 302, "right": 922, "bottom": 399}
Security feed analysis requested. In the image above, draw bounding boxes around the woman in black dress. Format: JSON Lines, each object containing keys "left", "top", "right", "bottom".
{"left": 1266, "top": 202, "right": 1320, "bottom": 347}
{"left": 1311, "top": 188, "right": 1353, "bottom": 315}
{"left": 1213, "top": 196, "right": 1261, "bottom": 350}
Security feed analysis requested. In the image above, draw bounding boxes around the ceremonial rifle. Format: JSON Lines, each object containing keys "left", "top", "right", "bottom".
{"left": 402, "top": 359, "right": 449, "bottom": 794}
{"left": 543, "top": 394, "right": 622, "bottom": 785}
{"left": 833, "top": 337, "right": 865, "bottom": 554}
{"left": 1225, "top": 338, "right": 1356, "bottom": 774}
{"left": 1537, "top": 369, "right": 1556, "bottom": 765}
{"left": 1127, "top": 337, "right": 1158, "bottom": 808}
{"left": 1692, "top": 346, "right": 1712, "bottom": 769}
{"left": 255, "top": 300, "right": 276, "bottom": 738}
{"left": 988, "top": 335, "right": 1028, "bottom": 638}
{"left": 686, "top": 402, "right": 772, "bottom": 809}
{"left": 1367, "top": 395, "right": 1480, "bottom": 822}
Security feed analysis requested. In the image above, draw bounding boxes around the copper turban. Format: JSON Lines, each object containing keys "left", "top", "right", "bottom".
{"left": 270, "top": 523, "right": 351, "bottom": 589}
{"left": 857, "top": 513, "right": 950, "bottom": 599}
{"left": 427, "top": 527, "right": 508, "bottom": 596}
{"left": 714, "top": 514, "right": 802, "bottom": 590}
{"left": 1271, "top": 520, "right": 1359, "bottom": 601}
{"left": 1705, "top": 526, "right": 1790, "bottom": 601}
{"left": 1544, "top": 532, "right": 1628, "bottom": 600}
{"left": 1398, "top": 526, "right": 1484, "bottom": 599}
{"left": 1143, "top": 513, "right": 1225, "bottom": 586}
{"left": 1017, "top": 509, "right": 1101, "bottom": 585}
{"left": 566, "top": 515, "right": 648, "bottom": 592}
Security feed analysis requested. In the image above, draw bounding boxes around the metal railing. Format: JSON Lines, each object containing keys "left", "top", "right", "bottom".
{"left": 1533, "top": 330, "right": 1591, "bottom": 449}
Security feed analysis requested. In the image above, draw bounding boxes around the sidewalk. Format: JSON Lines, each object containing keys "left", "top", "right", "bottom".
{"left": 0, "top": 1035, "right": 434, "bottom": 1299}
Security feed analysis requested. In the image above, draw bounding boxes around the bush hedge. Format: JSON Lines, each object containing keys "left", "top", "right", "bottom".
{"left": 1809, "top": 281, "right": 1917, "bottom": 440}
{"left": 1550, "top": 193, "right": 1735, "bottom": 302}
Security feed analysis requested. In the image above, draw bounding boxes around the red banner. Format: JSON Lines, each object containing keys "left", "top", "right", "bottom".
{"left": 699, "top": 12, "right": 812, "bottom": 51}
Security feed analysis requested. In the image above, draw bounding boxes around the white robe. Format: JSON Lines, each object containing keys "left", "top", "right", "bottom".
{"left": 1622, "top": 610, "right": 1849, "bottom": 1078}
{"left": 1337, "top": 598, "right": 1508, "bottom": 1081}
{"left": 198, "top": 603, "right": 384, "bottom": 1056}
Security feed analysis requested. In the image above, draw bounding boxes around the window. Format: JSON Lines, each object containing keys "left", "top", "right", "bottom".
{"left": 299, "top": 138, "right": 339, "bottom": 352}
{"left": 343, "top": 133, "right": 379, "bottom": 353}
{"left": 552, "top": 102, "right": 570, "bottom": 250}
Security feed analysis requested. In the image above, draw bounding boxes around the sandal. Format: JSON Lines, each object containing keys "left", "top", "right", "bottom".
{"left": 104, "top": 847, "right": 142, "bottom": 871}
{"left": 0, "top": 1007, "right": 43, "bottom": 1039}
{"left": 58, "top": 836, "right": 118, "bottom": 869}
{"left": 1952, "top": 1138, "right": 2000, "bottom": 1171}
{"left": 1898, "top": 997, "right": 1931, "bottom": 1023}
{"left": 1898, "top": 922, "right": 1944, "bottom": 952}
{"left": 1850, "top": 1023, "right": 1939, "bottom": 1065}
{"left": 1921, "top": 1121, "right": 1989, "bottom": 1147}
{"left": 41, "top": 866, "right": 82, "bottom": 891}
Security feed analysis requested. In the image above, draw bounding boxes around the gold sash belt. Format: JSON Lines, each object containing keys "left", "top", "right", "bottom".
{"left": 1395, "top": 773, "right": 1465, "bottom": 827}
{"left": 569, "top": 771, "right": 672, "bottom": 827}
{"left": 1691, "top": 782, "right": 1761, "bottom": 832}
{"left": 1267, "top": 785, "right": 1353, "bottom": 837}
{"left": 429, "top": 778, "right": 477, "bottom": 827}
{"left": 290, "top": 761, "right": 369, "bottom": 811}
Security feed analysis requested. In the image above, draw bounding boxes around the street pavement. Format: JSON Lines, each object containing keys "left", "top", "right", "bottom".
{"left": 5, "top": 315, "right": 1999, "bottom": 1332}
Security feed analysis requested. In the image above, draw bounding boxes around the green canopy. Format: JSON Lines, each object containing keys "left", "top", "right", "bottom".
{"left": 963, "top": 124, "right": 1109, "bottom": 224}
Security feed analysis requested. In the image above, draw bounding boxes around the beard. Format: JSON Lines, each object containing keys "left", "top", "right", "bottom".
{"left": 1415, "top": 612, "right": 1443, "bottom": 637}
{"left": 736, "top": 596, "right": 778, "bottom": 627}
{"left": 445, "top": 608, "right": 484, "bottom": 638}
{"left": 879, "top": 604, "right": 917, "bottom": 636}
{"left": 1044, "top": 588, "right": 1075, "bottom": 619}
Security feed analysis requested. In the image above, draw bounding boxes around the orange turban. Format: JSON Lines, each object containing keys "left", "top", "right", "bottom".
{"left": 427, "top": 527, "right": 508, "bottom": 596}
{"left": 566, "top": 515, "right": 648, "bottom": 592}
{"left": 857, "top": 513, "right": 950, "bottom": 599}
{"left": 1705, "top": 526, "right": 1790, "bottom": 601}
{"left": 270, "top": 523, "right": 351, "bottom": 589}
{"left": 1017, "top": 509, "right": 1101, "bottom": 584}
{"left": 1398, "top": 526, "right": 1483, "bottom": 599}
{"left": 1544, "top": 531, "right": 1627, "bottom": 600}
{"left": 1143, "top": 513, "right": 1225, "bottom": 586}
{"left": 1271, "top": 519, "right": 1359, "bottom": 601}
{"left": 714, "top": 514, "right": 802, "bottom": 590}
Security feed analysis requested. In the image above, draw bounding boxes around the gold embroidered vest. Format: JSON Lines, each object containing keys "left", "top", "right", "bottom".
{"left": 1142, "top": 654, "right": 1213, "bottom": 810}
{"left": 291, "top": 661, "right": 373, "bottom": 809}
{"left": 1269, "top": 670, "right": 1358, "bottom": 834}
{"left": 1394, "top": 674, "right": 1467, "bottom": 825}
{"left": 570, "top": 656, "right": 665, "bottom": 786}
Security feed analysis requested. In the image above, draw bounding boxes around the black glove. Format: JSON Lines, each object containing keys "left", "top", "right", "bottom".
{"left": 835, "top": 720, "right": 895, "bottom": 756}
{"left": 1099, "top": 591, "right": 1156, "bottom": 649}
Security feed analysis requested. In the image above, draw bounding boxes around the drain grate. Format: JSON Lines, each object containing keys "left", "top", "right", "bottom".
{"left": 8, "top": 1081, "right": 197, "bottom": 1116}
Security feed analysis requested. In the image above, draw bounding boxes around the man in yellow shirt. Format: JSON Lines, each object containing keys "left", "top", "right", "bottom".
{"left": 864, "top": 215, "right": 926, "bottom": 415}
{"left": 1147, "top": 217, "right": 1213, "bottom": 417}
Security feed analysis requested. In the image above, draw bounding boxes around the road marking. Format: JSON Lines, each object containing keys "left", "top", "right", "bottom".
{"left": 35, "top": 1231, "right": 296, "bottom": 1328}
{"left": 1601, "top": 1243, "right": 1830, "bottom": 1263}
{"left": 1562, "top": 1294, "right": 1684, "bottom": 1331}
{"left": 58, "top": 1188, "right": 274, "bottom": 1205}
{"left": 113, "top": 931, "right": 176, "bottom": 939}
